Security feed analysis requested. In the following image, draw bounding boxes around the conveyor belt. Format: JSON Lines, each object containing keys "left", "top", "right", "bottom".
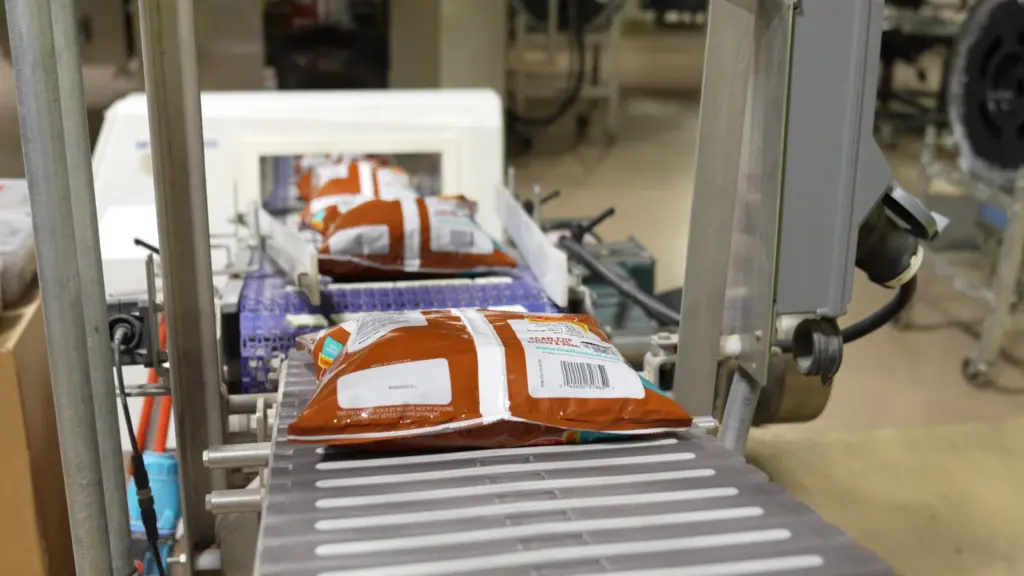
{"left": 256, "top": 351, "right": 892, "bottom": 576}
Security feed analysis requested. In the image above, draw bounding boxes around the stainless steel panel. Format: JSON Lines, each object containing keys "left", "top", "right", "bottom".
{"left": 717, "top": 0, "right": 794, "bottom": 452}
{"left": 673, "top": 0, "right": 756, "bottom": 419}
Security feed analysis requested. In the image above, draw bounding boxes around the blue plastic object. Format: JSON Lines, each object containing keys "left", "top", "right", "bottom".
{"left": 142, "top": 544, "right": 172, "bottom": 576}
{"left": 127, "top": 451, "right": 180, "bottom": 538}
{"left": 979, "top": 202, "right": 1008, "bottom": 232}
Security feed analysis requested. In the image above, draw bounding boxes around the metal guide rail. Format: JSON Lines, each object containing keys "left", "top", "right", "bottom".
{"left": 256, "top": 352, "right": 891, "bottom": 576}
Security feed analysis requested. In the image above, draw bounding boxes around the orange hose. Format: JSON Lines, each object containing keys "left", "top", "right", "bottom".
{"left": 130, "top": 318, "right": 165, "bottom": 474}
{"left": 154, "top": 318, "right": 171, "bottom": 453}
{"left": 135, "top": 396, "right": 155, "bottom": 453}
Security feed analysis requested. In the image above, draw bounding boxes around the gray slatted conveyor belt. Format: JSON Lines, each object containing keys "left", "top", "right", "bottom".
{"left": 256, "top": 351, "right": 891, "bottom": 576}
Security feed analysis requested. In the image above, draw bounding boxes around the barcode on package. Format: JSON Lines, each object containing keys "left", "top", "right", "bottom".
{"left": 448, "top": 229, "right": 475, "bottom": 249}
{"left": 560, "top": 361, "right": 610, "bottom": 390}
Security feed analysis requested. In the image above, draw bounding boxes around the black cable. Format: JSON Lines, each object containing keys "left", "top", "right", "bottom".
{"left": 558, "top": 236, "right": 680, "bottom": 326}
{"left": 776, "top": 277, "right": 919, "bottom": 352}
{"left": 134, "top": 238, "right": 161, "bottom": 256}
{"left": 112, "top": 328, "right": 167, "bottom": 576}
{"left": 560, "top": 234, "right": 919, "bottom": 346}
{"left": 506, "top": 1, "right": 587, "bottom": 131}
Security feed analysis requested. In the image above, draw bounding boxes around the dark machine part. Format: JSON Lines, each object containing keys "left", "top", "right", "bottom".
{"left": 947, "top": 0, "right": 1024, "bottom": 185}
{"left": 267, "top": 1, "right": 389, "bottom": 90}
{"left": 776, "top": 185, "right": 938, "bottom": 381}
{"left": 107, "top": 300, "right": 156, "bottom": 368}
{"left": 514, "top": 0, "right": 623, "bottom": 31}
{"left": 540, "top": 201, "right": 663, "bottom": 330}
{"left": 656, "top": 353, "right": 833, "bottom": 427}
{"left": 877, "top": 22, "right": 956, "bottom": 131}
{"left": 856, "top": 183, "right": 941, "bottom": 286}
{"left": 789, "top": 318, "right": 843, "bottom": 387}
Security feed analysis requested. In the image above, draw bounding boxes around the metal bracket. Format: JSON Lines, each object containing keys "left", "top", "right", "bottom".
{"left": 145, "top": 253, "right": 168, "bottom": 377}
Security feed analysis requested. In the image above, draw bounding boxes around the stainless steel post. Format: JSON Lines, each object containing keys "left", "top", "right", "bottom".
{"left": 206, "top": 489, "right": 264, "bottom": 515}
{"left": 137, "top": 0, "right": 226, "bottom": 564}
{"left": 203, "top": 443, "right": 272, "bottom": 470}
{"left": 4, "top": 0, "right": 112, "bottom": 573}
{"left": 49, "top": 1, "right": 134, "bottom": 572}
{"left": 227, "top": 392, "right": 278, "bottom": 414}
{"left": 718, "top": 368, "right": 761, "bottom": 453}
{"left": 970, "top": 179, "right": 1024, "bottom": 374}
{"left": 673, "top": 0, "right": 755, "bottom": 418}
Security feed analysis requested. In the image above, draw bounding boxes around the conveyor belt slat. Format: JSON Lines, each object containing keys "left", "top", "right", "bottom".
{"left": 255, "top": 351, "right": 891, "bottom": 576}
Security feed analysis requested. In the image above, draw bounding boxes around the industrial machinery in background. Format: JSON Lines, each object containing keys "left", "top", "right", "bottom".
{"left": 642, "top": 0, "right": 709, "bottom": 28}
{"left": 875, "top": 0, "right": 968, "bottom": 145}
{"left": 898, "top": 0, "right": 1024, "bottom": 386}
{"left": 523, "top": 190, "right": 660, "bottom": 336}
{"left": 0, "top": 0, "right": 389, "bottom": 91}
{"left": 264, "top": 0, "right": 388, "bottom": 90}
{"left": 506, "top": 0, "right": 627, "bottom": 149}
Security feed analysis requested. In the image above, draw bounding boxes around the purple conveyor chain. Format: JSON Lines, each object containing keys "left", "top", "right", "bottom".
{"left": 239, "top": 262, "right": 558, "bottom": 391}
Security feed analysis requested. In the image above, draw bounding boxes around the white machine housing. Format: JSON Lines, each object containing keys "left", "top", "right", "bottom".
{"left": 92, "top": 89, "right": 506, "bottom": 299}
{"left": 94, "top": 89, "right": 505, "bottom": 451}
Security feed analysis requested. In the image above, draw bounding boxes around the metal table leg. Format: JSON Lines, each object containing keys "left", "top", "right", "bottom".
{"left": 49, "top": 1, "right": 134, "bottom": 571}
{"left": 965, "top": 180, "right": 1024, "bottom": 385}
{"left": 4, "top": 0, "right": 113, "bottom": 572}
{"left": 137, "top": 0, "right": 226, "bottom": 569}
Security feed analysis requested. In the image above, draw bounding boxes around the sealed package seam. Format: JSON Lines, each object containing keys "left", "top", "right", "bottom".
{"left": 289, "top": 310, "right": 692, "bottom": 448}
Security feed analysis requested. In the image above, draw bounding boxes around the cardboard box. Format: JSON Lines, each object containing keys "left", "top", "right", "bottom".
{"left": 0, "top": 287, "right": 74, "bottom": 575}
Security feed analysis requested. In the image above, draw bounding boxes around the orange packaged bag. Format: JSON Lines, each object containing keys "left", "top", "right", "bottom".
{"left": 315, "top": 196, "right": 517, "bottom": 278}
{"left": 289, "top": 310, "right": 692, "bottom": 448}
{"left": 295, "top": 154, "right": 345, "bottom": 202}
{"left": 301, "top": 159, "right": 418, "bottom": 224}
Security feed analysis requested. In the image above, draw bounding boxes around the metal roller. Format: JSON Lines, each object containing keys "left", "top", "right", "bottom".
{"left": 947, "top": 0, "right": 1024, "bottom": 186}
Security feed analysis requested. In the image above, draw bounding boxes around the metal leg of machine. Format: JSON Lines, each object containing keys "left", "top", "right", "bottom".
{"left": 965, "top": 180, "right": 1024, "bottom": 384}
{"left": 49, "top": 0, "right": 135, "bottom": 572}
{"left": 672, "top": 0, "right": 756, "bottom": 423}
{"left": 4, "top": 0, "right": 116, "bottom": 572}
{"left": 136, "top": 0, "right": 226, "bottom": 569}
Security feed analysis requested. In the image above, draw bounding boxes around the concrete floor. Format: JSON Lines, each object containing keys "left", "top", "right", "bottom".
{"left": 2, "top": 60, "right": 1023, "bottom": 574}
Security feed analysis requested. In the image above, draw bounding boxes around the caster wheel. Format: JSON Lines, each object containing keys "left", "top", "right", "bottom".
{"left": 961, "top": 358, "right": 990, "bottom": 387}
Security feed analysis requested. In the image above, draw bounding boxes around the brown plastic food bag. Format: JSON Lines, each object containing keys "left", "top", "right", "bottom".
{"left": 295, "top": 154, "right": 346, "bottom": 202}
{"left": 315, "top": 197, "right": 517, "bottom": 278}
{"left": 300, "top": 159, "right": 418, "bottom": 223}
{"left": 296, "top": 319, "right": 360, "bottom": 380}
{"left": 288, "top": 310, "right": 692, "bottom": 447}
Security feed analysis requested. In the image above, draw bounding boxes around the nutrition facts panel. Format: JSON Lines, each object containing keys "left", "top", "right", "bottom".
{"left": 256, "top": 351, "right": 892, "bottom": 576}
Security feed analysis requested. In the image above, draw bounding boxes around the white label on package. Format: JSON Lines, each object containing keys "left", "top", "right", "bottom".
{"left": 326, "top": 224, "right": 391, "bottom": 257}
{"left": 337, "top": 357, "right": 452, "bottom": 409}
{"left": 308, "top": 191, "right": 373, "bottom": 215}
{"left": 374, "top": 166, "right": 417, "bottom": 199}
{"left": 425, "top": 198, "right": 493, "bottom": 255}
{"left": 508, "top": 319, "right": 644, "bottom": 399}
{"left": 347, "top": 311, "right": 428, "bottom": 353}
{"left": 300, "top": 154, "right": 340, "bottom": 171}
{"left": 312, "top": 162, "right": 353, "bottom": 189}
